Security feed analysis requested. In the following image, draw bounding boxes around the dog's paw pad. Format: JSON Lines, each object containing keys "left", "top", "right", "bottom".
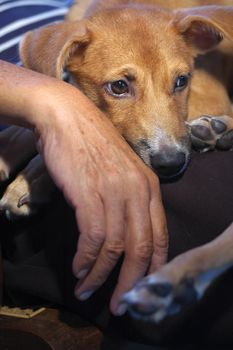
{"left": 216, "top": 130, "right": 233, "bottom": 150}
{"left": 188, "top": 115, "right": 233, "bottom": 152}
{"left": 127, "top": 299, "right": 158, "bottom": 316}
{"left": 191, "top": 124, "right": 213, "bottom": 140}
{"left": 173, "top": 277, "right": 198, "bottom": 305}
{"left": 122, "top": 275, "right": 199, "bottom": 322}
{"left": 188, "top": 117, "right": 215, "bottom": 151}
{"left": 147, "top": 282, "right": 173, "bottom": 297}
{"left": 122, "top": 279, "right": 173, "bottom": 321}
{"left": 210, "top": 119, "right": 227, "bottom": 134}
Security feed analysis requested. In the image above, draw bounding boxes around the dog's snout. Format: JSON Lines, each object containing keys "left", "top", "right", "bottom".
{"left": 150, "top": 150, "right": 187, "bottom": 178}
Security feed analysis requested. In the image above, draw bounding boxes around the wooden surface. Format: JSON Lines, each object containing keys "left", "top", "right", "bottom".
{"left": 0, "top": 307, "right": 103, "bottom": 350}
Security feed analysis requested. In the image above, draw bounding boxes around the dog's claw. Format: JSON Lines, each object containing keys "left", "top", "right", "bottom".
{"left": 0, "top": 155, "right": 55, "bottom": 220}
{"left": 0, "top": 176, "right": 33, "bottom": 219}
{"left": 188, "top": 115, "right": 233, "bottom": 152}
{"left": 17, "top": 193, "right": 30, "bottom": 208}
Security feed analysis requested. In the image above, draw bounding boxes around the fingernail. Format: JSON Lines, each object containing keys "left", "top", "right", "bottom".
{"left": 76, "top": 269, "right": 89, "bottom": 279}
{"left": 77, "top": 290, "right": 94, "bottom": 301}
{"left": 114, "top": 304, "right": 127, "bottom": 316}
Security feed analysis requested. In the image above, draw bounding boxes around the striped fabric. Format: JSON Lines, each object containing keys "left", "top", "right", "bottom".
{"left": 0, "top": 0, "right": 73, "bottom": 65}
{"left": 0, "top": 0, "right": 73, "bottom": 130}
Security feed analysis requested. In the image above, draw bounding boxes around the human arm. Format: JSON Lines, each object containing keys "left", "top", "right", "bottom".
{"left": 0, "top": 60, "right": 168, "bottom": 315}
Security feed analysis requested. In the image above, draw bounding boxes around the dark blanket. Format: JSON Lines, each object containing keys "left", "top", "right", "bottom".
{"left": 1, "top": 151, "right": 233, "bottom": 349}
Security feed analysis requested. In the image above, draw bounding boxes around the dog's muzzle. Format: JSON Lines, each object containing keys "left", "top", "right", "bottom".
{"left": 150, "top": 149, "right": 189, "bottom": 178}
{"left": 133, "top": 135, "right": 191, "bottom": 179}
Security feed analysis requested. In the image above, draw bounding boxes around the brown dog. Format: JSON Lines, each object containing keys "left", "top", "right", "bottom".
{"left": 0, "top": 0, "right": 233, "bottom": 218}
{"left": 0, "top": 0, "right": 233, "bottom": 322}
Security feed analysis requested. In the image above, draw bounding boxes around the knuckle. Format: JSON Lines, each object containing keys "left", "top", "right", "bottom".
{"left": 149, "top": 173, "right": 160, "bottom": 188}
{"left": 107, "top": 172, "right": 121, "bottom": 186}
{"left": 103, "top": 174, "right": 122, "bottom": 196}
{"left": 155, "top": 231, "right": 169, "bottom": 251}
{"left": 128, "top": 169, "right": 149, "bottom": 193}
{"left": 155, "top": 244, "right": 168, "bottom": 259}
{"left": 76, "top": 229, "right": 106, "bottom": 268}
{"left": 154, "top": 236, "right": 169, "bottom": 262}
{"left": 104, "top": 239, "right": 124, "bottom": 261}
{"left": 132, "top": 169, "right": 147, "bottom": 185}
{"left": 130, "top": 241, "right": 153, "bottom": 264}
{"left": 84, "top": 228, "right": 105, "bottom": 249}
{"left": 81, "top": 250, "right": 98, "bottom": 264}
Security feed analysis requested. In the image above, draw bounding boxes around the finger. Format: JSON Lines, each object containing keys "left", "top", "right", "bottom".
{"left": 148, "top": 187, "right": 168, "bottom": 273}
{"left": 72, "top": 192, "right": 106, "bottom": 279}
{"left": 74, "top": 197, "right": 125, "bottom": 300}
{"left": 110, "top": 196, "right": 153, "bottom": 316}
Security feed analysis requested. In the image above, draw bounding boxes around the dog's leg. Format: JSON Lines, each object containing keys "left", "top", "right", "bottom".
{"left": 187, "top": 58, "right": 233, "bottom": 152}
{"left": 123, "top": 222, "right": 233, "bottom": 322}
{"left": 0, "top": 154, "right": 54, "bottom": 220}
{"left": 0, "top": 126, "right": 37, "bottom": 181}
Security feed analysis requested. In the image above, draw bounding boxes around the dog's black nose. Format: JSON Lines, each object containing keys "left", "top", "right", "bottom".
{"left": 150, "top": 151, "right": 187, "bottom": 178}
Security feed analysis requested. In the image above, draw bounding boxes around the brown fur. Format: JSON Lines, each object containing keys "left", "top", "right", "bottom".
{"left": 19, "top": 1, "right": 233, "bottom": 176}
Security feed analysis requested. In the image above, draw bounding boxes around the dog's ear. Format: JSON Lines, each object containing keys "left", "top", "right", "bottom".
{"left": 20, "top": 21, "right": 90, "bottom": 79}
{"left": 173, "top": 6, "right": 233, "bottom": 53}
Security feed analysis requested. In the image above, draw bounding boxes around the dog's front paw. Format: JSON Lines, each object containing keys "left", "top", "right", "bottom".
{"left": 0, "top": 155, "right": 54, "bottom": 220}
{"left": 0, "top": 174, "right": 35, "bottom": 219}
{"left": 122, "top": 274, "right": 198, "bottom": 323}
{"left": 187, "top": 115, "right": 233, "bottom": 152}
{"left": 122, "top": 257, "right": 231, "bottom": 323}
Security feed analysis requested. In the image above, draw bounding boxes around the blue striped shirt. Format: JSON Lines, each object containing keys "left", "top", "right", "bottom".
{"left": 0, "top": 0, "right": 73, "bottom": 64}
{"left": 0, "top": 0, "right": 73, "bottom": 130}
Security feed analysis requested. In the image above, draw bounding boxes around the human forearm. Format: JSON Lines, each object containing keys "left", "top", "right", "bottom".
{"left": 0, "top": 60, "right": 107, "bottom": 137}
{"left": 0, "top": 60, "right": 77, "bottom": 130}
{"left": 0, "top": 60, "right": 46, "bottom": 127}
{"left": 0, "top": 59, "right": 168, "bottom": 315}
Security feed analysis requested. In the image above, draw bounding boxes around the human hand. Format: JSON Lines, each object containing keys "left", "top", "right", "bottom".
{"left": 0, "top": 61, "right": 168, "bottom": 316}
{"left": 34, "top": 80, "right": 168, "bottom": 316}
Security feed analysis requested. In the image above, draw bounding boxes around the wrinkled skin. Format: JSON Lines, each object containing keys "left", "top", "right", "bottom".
{"left": 0, "top": 60, "right": 168, "bottom": 315}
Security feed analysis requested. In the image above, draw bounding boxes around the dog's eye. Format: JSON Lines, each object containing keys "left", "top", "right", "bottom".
{"left": 174, "top": 75, "right": 190, "bottom": 92}
{"left": 106, "top": 80, "right": 130, "bottom": 96}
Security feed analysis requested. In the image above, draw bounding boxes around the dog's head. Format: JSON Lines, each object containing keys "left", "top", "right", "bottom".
{"left": 20, "top": 5, "right": 233, "bottom": 179}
